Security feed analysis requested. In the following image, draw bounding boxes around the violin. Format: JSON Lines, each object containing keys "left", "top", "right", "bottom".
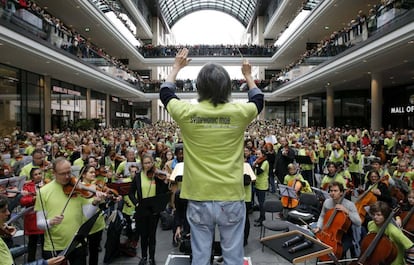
{"left": 316, "top": 192, "right": 351, "bottom": 261}
{"left": 63, "top": 177, "right": 96, "bottom": 199}
{"left": 146, "top": 166, "right": 168, "bottom": 180}
{"left": 350, "top": 207, "right": 398, "bottom": 265}
{"left": 0, "top": 186, "right": 22, "bottom": 198}
{"left": 95, "top": 179, "right": 119, "bottom": 198}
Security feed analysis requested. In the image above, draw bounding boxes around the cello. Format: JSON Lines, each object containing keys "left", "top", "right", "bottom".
{"left": 316, "top": 192, "right": 351, "bottom": 261}
{"left": 354, "top": 184, "right": 377, "bottom": 224}
{"left": 400, "top": 206, "right": 414, "bottom": 240}
{"left": 281, "top": 178, "right": 301, "bottom": 209}
{"left": 350, "top": 207, "right": 398, "bottom": 265}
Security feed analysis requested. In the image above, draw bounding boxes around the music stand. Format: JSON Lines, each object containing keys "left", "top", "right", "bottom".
{"left": 278, "top": 184, "right": 298, "bottom": 200}
{"left": 59, "top": 211, "right": 101, "bottom": 257}
{"left": 312, "top": 187, "right": 330, "bottom": 200}
{"left": 244, "top": 163, "right": 257, "bottom": 182}
{"left": 0, "top": 176, "right": 26, "bottom": 191}
{"left": 295, "top": 155, "right": 315, "bottom": 187}
{"left": 169, "top": 162, "right": 184, "bottom": 182}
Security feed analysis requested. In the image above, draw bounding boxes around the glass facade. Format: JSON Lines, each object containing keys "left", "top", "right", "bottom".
{"left": 0, "top": 64, "right": 21, "bottom": 135}
{"left": 50, "top": 80, "right": 87, "bottom": 131}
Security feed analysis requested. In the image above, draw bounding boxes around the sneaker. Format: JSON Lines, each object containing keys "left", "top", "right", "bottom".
{"left": 138, "top": 257, "right": 147, "bottom": 265}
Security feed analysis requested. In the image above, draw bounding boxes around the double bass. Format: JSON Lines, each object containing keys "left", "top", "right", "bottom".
{"left": 350, "top": 207, "right": 398, "bottom": 265}
{"left": 316, "top": 192, "right": 351, "bottom": 261}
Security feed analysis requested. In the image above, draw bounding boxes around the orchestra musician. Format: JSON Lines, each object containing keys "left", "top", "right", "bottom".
{"left": 297, "top": 141, "right": 317, "bottom": 187}
{"left": 364, "top": 169, "right": 392, "bottom": 207}
{"left": 34, "top": 157, "right": 106, "bottom": 265}
{"left": 0, "top": 195, "right": 65, "bottom": 265}
{"left": 20, "top": 148, "right": 52, "bottom": 181}
{"left": 283, "top": 163, "right": 312, "bottom": 194}
{"left": 313, "top": 182, "right": 362, "bottom": 258}
{"left": 128, "top": 153, "right": 170, "bottom": 265}
{"left": 20, "top": 168, "right": 45, "bottom": 262}
{"left": 320, "top": 162, "right": 347, "bottom": 191}
{"left": 274, "top": 137, "right": 295, "bottom": 184}
{"left": 252, "top": 149, "right": 269, "bottom": 227}
{"left": 80, "top": 164, "right": 107, "bottom": 265}
{"left": 367, "top": 201, "right": 414, "bottom": 265}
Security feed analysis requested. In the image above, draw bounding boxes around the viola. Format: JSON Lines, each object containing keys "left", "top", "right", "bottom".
{"left": 350, "top": 207, "right": 399, "bottom": 265}
{"left": 316, "top": 193, "right": 351, "bottom": 261}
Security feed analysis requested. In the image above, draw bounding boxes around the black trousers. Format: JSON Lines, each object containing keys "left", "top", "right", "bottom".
{"left": 136, "top": 213, "right": 160, "bottom": 260}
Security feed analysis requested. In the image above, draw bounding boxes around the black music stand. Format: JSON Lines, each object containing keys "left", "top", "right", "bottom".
{"left": 278, "top": 184, "right": 298, "bottom": 200}
{"left": 59, "top": 211, "right": 101, "bottom": 257}
{"left": 295, "top": 155, "right": 315, "bottom": 187}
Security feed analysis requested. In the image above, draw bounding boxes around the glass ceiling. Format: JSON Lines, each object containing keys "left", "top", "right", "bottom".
{"left": 158, "top": 0, "right": 258, "bottom": 28}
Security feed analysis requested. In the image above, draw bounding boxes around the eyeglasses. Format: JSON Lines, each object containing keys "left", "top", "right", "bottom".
{"left": 56, "top": 171, "right": 71, "bottom": 177}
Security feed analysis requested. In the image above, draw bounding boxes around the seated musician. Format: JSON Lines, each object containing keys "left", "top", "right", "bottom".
{"left": 0, "top": 195, "right": 65, "bottom": 265}
{"left": 283, "top": 163, "right": 312, "bottom": 194}
{"left": 367, "top": 201, "right": 414, "bottom": 265}
{"left": 313, "top": 181, "right": 362, "bottom": 258}
{"left": 393, "top": 161, "right": 414, "bottom": 190}
{"left": 364, "top": 170, "right": 392, "bottom": 207}
{"left": 364, "top": 158, "right": 393, "bottom": 186}
{"left": 320, "top": 162, "right": 347, "bottom": 191}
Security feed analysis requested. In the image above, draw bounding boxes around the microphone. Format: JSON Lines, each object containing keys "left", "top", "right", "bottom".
{"left": 282, "top": 234, "right": 305, "bottom": 248}
{"left": 288, "top": 239, "right": 313, "bottom": 254}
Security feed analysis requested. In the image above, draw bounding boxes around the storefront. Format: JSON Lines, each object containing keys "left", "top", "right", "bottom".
{"left": 384, "top": 85, "right": 414, "bottom": 129}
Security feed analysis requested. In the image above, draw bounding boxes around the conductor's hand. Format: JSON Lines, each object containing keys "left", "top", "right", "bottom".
{"left": 241, "top": 59, "right": 252, "bottom": 77}
{"left": 166, "top": 48, "right": 191, "bottom": 83}
{"left": 173, "top": 48, "right": 191, "bottom": 71}
{"left": 47, "top": 256, "right": 65, "bottom": 265}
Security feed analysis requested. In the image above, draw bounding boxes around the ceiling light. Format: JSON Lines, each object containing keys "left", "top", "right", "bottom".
{"left": 390, "top": 76, "right": 394, "bottom": 79}
{"left": 324, "top": 26, "right": 330, "bottom": 30}
{"left": 45, "top": 61, "right": 50, "bottom": 64}
{"left": 85, "top": 27, "right": 90, "bottom": 32}
{"left": 367, "top": 72, "right": 371, "bottom": 75}
{"left": 408, "top": 40, "right": 414, "bottom": 44}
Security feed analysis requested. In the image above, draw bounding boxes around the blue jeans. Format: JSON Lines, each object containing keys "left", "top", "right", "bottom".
{"left": 187, "top": 200, "right": 245, "bottom": 265}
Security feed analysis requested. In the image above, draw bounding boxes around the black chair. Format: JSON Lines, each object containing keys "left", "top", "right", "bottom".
{"left": 260, "top": 200, "right": 289, "bottom": 251}
{"left": 287, "top": 192, "right": 321, "bottom": 225}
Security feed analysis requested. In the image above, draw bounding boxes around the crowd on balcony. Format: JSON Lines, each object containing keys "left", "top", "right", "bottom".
{"left": 137, "top": 44, "right": 278, "bottom": 58}
{"left": 1, "top": 0, "right": 143, "bottom": 87}
{"left": 270, "top": 0, "right": 413, "bottom": 87}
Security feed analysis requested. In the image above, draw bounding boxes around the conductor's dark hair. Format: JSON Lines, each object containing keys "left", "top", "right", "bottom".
{"left": 196, "top": 63, "right": 231, "bottom": 107}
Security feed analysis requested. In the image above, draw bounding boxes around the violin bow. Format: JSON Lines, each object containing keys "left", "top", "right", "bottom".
{"left": 60, "top": 166, "right": 86, "bottom": 216}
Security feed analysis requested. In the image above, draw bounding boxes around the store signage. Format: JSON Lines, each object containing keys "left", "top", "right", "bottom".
{"left": 390, "top": 106, "right": 414, "bottom": 114}
{"left": 112, "top": 96, "right": 119, "bottom": 102}
{"left": 53, "top": 86, "right": 81, "bottom": 96}
{"left": 115, "top": 112, "right": 130, "bottom": 118}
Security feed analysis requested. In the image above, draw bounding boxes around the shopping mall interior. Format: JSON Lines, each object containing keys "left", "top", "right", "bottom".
{"left": 0, "top": 0, "right": 414, "bottom": 135}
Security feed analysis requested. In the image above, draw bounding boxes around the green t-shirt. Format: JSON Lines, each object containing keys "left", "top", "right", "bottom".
{"left": 167, "top": 99, "right": 258, "bottom": 201}
{"left": 0, "top": 237, "right": 13, "bottom": 265}
{"left": 368, "top": 221, "right": 413, "bottom": 265}
{"left": 255, "top": 160, "right": 269, "bottom": 191}
{"left": 34, "top": 180, "right": 88, "bottom": 251}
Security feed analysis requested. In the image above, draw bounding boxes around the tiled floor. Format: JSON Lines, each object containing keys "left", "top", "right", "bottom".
{"left": 14, "top": 195, "right": 315, "bottom": 265}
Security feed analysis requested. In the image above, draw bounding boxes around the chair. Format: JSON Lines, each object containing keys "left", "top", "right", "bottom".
{"left": 260, "top": 200, "right": 289, "bottom": 251}
{"left": 287, "top": 192, "right": 321, "bottom": 225}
